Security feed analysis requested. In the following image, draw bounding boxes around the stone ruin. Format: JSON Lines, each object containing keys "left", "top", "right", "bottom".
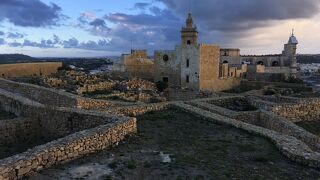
{"left": 0, "top": 78, "right": 320, "bottom": 179}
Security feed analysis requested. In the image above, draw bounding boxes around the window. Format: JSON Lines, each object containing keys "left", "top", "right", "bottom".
{"left": 187, "top": 40, "right": 191, "bottom": 45}
{"left": 257, "top": 61, "right": 264, "bottom": 65}
{"left": 223, "top": 60, "right": 229, "bottom": 64}
{"left": 186, "top": 59, "right": 190, "bottom": 68}
{"left": 163, "top": 77, "right": 169, "bottom": 83}
{"left": 163, "top": 54, "right": 169, "bottom": 62}
{"left": 272, "top": 61, "right": 279, "bottom": 67}
{"left": 186, "top": 75, "right": 190, "bottom": 83}
{"left": 1, "top": 74, "right": 4, "bottom": 77}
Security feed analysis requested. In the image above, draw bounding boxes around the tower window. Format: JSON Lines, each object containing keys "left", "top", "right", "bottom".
{"left": 186, "top": 59, "right": 190, "bottom": 68}
{"left": 163, "top": 54, "right": 169, "bottom": 62}
{"left": 162, "top": 77, "right": 169, "bottom": 83}
{"left": 187, "top": 40, "right": 191, "bottom": 45}
{"left": 186, "top": 75, "right": 190, "bottom": 83}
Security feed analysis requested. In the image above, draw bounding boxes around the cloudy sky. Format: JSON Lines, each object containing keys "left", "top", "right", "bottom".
{"left": 0, "top": 0, "right": 320, "bottom": 57}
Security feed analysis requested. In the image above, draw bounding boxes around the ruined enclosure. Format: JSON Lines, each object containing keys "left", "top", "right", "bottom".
{"left": 0, "top": 79, "right": 137, "bottom": 179}
{"left": 210, "top": 97, "right": 257, "bottom": 111}
{"left": 31, "top": 109, "right": 320, "bottom": 179}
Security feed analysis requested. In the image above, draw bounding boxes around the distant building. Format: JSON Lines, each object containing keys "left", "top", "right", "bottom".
{"left": 116, "top": 50, "right": 154, "bottom": 79}
{"left": 154, "top": 13, "right": 241, "bottom": 92}
{"left": 221, "top": 30, "right": 299, "bottom": 81}
{"left": 0, "top": 62, "right": 62, "bottom": 78}
{"left": 153, "top": 13, "right": 299, "bottom": 92}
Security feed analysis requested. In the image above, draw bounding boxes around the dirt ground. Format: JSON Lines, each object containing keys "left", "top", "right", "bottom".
{"left": 28, "top": 109, "right": 320, "bottom": 180}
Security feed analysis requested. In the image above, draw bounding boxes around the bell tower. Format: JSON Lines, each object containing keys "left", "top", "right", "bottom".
{"left": 181, "top": 13, "right": 198, "bottom": 45}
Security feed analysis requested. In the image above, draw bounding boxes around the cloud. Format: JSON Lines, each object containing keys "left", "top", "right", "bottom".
{"left": 133, "top": 3, "right": 150, "bottom": 10}
{"left": 0, "top": 31, "right": 4, "bottom": 36}
{"left": 7, "top": 32, "right": 24, "bottom": 39}
{"left": 158, "top": 0, "right": 320, "bottom": 32}
{"left": 0, "top": 0, "right": 63, "bottom": 27}
{"left": 0, "top": 38, "right": 5, "bottom": 45}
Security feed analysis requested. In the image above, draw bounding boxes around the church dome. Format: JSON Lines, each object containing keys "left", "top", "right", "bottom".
{"left": 288, "top": 34, "right": 298, "bottom": 44}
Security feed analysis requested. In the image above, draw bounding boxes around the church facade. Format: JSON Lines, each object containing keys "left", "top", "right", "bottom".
{"left": 153, "top": 13, "right": 299, "bottom": 91}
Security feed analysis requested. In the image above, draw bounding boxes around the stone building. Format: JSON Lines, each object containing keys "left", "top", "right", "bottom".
{"left": 154, "top": 13, "right": 241, "bottom": 92}
{"left": 220, "top": 31, "right": 299, "bottom": 80}
{"left": 117, "top": 50, "right": 154, "bottom": 79}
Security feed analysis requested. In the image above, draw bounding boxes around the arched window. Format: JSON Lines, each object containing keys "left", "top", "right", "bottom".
{"left": 272, "top": 61, "right": 279, "bottom": 67}
{"left": 223, "top": 60, "right": 229, "bottom": 64}
{"left": 224, "top": 51, "right": 228, "bottom": 56}
{"left": 163, "top": 54, "right": 169, "bottom": 62}
{"left": 257, "top": 61, "right": 264, "bottom": 65}
{"left": 186, "top": 59, "right": 190, "bottom": 68}
{"left": 187, "top": 40, "right": 191, "bottom": 45}
{"left": 186, "top": 75, "right": 190, "bottom": 83}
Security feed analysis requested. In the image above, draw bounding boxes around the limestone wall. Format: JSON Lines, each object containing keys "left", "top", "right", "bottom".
{"left": 270, "top": 99, "right": 320, "bottom": 122}
{"left": 0, "top": 87, "right": 132, "bottom": 141}
{"left": 77, "top": 82, "right": 116, "bottom": 94}
{"left": 101, "top": 102, "right": 170, "bottom": 117}
{"left": 0, "top": 118, "right": 39, "bottom": 145}
{"left": 0, "top": 118, "right": 137, "bottom": 180}
{"left": 0, "top": 78, "right": 121, "bottom": 109}
{"left": 0, "top": 62, "right": 62, "bottom": 78}
{"left": 199, "top": 45, "right": 241, "bottom": 92}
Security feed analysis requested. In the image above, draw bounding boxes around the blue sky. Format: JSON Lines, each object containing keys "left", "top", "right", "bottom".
{"left": 0, "top": 0, "right": 320, "bottom": 57}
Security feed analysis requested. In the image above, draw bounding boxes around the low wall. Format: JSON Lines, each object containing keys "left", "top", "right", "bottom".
{"left": 0, "top": 118, "right": 137, "bottom": 180}
{"left": 0, "top": 62, "right": 62, "bottom": 78}
{"left": 101, "top": 102, "right": 170, "bottom": 117}
{"left": 259, "top": 111, "right": 320, "bottom": 151}
{"left": 0, "top": 78, "right": 123, "bottom": 109}
{"left": 247, "top": 95, "right": 320, "bottom": 122}
{"left": 0, "top": 118, "right": 39, "bottom": 145}
{"left": 270, "top": 99, "right": 320, "bottom": 122}
{"left": 77, "top": 82, "right": 116, "bottom": 94}
{"left": 0, "top": 87, "right": 131, "bottom": 140}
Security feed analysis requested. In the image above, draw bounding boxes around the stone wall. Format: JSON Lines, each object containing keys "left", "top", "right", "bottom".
{"left": 0, "top": 118, "right": 39, "bottom": 145}
{"left": 270, "top": 99, "right": 320, "bottom": 122}
{"left": 0, "top": 87, "right": 134, "bottom": 142}
{"left": 101, "top": 102, "right": 170, "bottom": 117}
{"left": 0, "top": 78, "right": 123, "bottom": 109}
{"left": 77, "top": 82, "right": 116, "bottom": 94}
{"left": 0, "top": 62, "right": 62, "bottom": 78}
{"left": 0, "top": 118, "right": 137, "bottom": 180}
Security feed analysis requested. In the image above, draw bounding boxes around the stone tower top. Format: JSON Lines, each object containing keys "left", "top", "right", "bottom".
{"left": 288, "top": 29, "right": 298, "bottom": 44}
{"left": 186, "top": 13, "right": 194, "bottom": 28}
{"left": 181, "top": 13, "right": 198, "bottom": 45}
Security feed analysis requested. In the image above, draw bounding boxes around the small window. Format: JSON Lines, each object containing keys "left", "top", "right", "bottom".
{"left": 272, "top": 61, "right": 279, "bottom": 67}
{"left": 1, "top": 74, "right": 4, "bottom": 77}
{"left": 223, "top": 61, "right": 229, "bottom": 64}
{"left": 187, "top": 40, "right": 191, "bottom": 45}
{"left": 163, "top": 77, "right": 169, "bottom": 83}
{"left": 163, "top": 54, "right": 169, "bottom": 62}
{"left": 186, "top": 59, "right": 190, "bottom": 68}
{"left": 257, "top": 61, "right": 264, "bottom": 65}
{"left": 186, "top": 75, "right": 190, "bottom": 83}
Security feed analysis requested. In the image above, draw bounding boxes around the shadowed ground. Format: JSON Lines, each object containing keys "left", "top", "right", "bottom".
{"left": 29, "top": 109, "right": 320, "bottom": 180}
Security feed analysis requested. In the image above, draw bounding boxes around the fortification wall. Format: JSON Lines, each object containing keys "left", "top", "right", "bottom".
{"left": 0, "top": 62, "right": 62, "bottom": 78}
{"left": 0, "top": 118, "right": 136, "bottom": 180}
